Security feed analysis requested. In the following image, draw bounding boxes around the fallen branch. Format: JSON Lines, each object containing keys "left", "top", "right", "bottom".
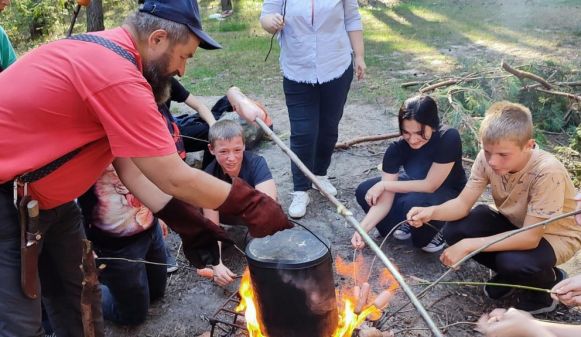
{"left": 501, "top": 61, "right": 552, "bottom": 89}
{"left": 81, "top": 240, "right": 104, "bottom": 337}
{"left": 401, "top": 81, "right": 422, "bottom": 88}
{"left": 335, "top": 133, "right": 400, "bottom": 150}
{"left": 420, "top": 79, "right": 459, "bottom": 93}
{"left": 534, "top": 87, "right": 581, "bottom": 101}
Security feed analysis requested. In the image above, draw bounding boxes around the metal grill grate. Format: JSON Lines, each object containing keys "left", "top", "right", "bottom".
{"left": 209, "top": 292, "right": 248, "bottom": 337}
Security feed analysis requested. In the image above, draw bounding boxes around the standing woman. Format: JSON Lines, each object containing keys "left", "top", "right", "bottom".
{"left": 261, "top": 0, "right": 366, "bottom": 218}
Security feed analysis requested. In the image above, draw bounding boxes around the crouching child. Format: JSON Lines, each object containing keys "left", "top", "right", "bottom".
{"left": 407, "top": 101, "right": 581, "bottom": 314}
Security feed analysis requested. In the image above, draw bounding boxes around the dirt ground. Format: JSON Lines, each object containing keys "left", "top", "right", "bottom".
{"left": 101, "top": 1, "right": 581, "bottom": 334}
{"left": 102, "top": 94, "right": 581, "bottom": 337}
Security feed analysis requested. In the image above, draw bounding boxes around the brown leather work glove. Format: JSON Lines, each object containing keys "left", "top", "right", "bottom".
{"left": 217, "top": 177, "right": 293, "bottom": 237}
{"left": 154, "top": 198, "right": 232, "bottom": 268}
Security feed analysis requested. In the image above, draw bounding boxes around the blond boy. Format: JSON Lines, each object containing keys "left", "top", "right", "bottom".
{"left": 408, "top": 101, "right": 581, "bottom": 314}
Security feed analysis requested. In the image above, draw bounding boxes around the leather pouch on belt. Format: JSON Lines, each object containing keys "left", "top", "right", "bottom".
{"left": 19, "top": 195, "right": 41, "bottom": 300}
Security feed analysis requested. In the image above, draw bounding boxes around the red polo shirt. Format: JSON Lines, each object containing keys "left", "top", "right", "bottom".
{"left": 0, "top": 27, "right": 176, "bottom": 209}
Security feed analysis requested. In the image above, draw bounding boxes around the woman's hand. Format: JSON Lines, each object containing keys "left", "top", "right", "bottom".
{"left": 477, "top": 308, "right": 552, "bottom": 337}
{"left": 212, "top": 263, "right": 237, "bottom": 287}
{"left": 406, "top": 206, "right": 434, "bottom": 228}
{"left": 365, "top": 181, "right": 385, "bottom": 206}
{"left": 354, "top": 55, "right": 366, "bottom": 81}
{"left": 551, "top": 274, "right": 581, "bottom": 307}
{"left": 351, "top": 232, "right": 366, "bottom": 249}
{"left": 261, "top": 13, "right": 284, "bottom": 34}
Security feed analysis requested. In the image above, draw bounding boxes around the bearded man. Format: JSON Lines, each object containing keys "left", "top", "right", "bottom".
{"left": 0, "top": 1, "right": 291, "bottom": 336}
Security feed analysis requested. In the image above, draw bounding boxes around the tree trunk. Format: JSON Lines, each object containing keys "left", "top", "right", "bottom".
{"left": 87, "top": 0, "right": 105, "bottom": 32}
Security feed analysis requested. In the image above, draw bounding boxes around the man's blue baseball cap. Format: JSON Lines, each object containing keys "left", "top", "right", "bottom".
{"left": 139, "top": 0, "right": 222, "bottom": 50}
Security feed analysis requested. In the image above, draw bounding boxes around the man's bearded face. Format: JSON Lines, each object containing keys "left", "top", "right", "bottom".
{"left": 142, "top": 50, "right": 177, "bottom": 104}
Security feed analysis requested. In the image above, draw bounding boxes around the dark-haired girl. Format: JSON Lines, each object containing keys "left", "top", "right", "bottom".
{"left": 352, "top": 95, "right": 467, "bottom": 252}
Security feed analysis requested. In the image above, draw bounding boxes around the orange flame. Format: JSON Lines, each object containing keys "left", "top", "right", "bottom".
{"left": 335, "top": 255, "right": 368, "bottom": 282}
{"left": 332, "top": 294, "right": 382, "bottom": 337}
{"left": 379, "top": 268, "right": 400, "bottom": 293}
{"left": 236, "top": 257, "right": 397, "bottom": 337}
{"left": 235, "top": 270, "right": 266, "bottom": 337}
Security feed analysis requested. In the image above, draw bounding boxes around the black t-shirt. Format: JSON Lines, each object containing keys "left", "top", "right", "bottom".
{"left": 204, "top": 151, "right": 273, "bottom": 187}
{"left": 164, "top": 78, "right": 190, "bottom": 110}
{"left": 382, "top": 125, "right": 467, "bottom": 192}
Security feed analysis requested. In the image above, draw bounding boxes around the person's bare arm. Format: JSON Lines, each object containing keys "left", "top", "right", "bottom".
{"left": 380, "top": 162, "right": 455, "bottom": 194}
{"left": 184, "top": 94, "right": 215, "bottom": 126}
{"left": 347, "top": 30, "right": 366, "bottom": 80}
{"left": 352, "top": 173, "right": 398, "bottom": 249}
{"left": 255, "top": 179, "right": 277, "bottom": 201}
{"left": 540, "top": 321, "right": 581, "bottom": 337}
{"left": 226, "top": 87, "right": 267, "bottom": 124}
{"left": 128, "top": 153, "right": 231, "bottom": 209}
{"left": 113, "top": 157, "right": 172, "bottom": 212}
{"left": 407, "top": 185, "right": 482, "bottom": 226}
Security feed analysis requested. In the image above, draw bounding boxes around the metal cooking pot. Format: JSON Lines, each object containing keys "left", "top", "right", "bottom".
{"left": 245, "top": 228, "right": 338, "bottom": 337}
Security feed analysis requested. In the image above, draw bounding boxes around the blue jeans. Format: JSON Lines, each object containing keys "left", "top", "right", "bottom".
{"left": 0, "top": 182, "right": 100, "bottom": 337}
{"left": 283, "top": 63, "right": 354, "bottom": 191}
{"left": 90, "top": 220, "right": 167, "bottom": 325}
{"left": 355, "top": 176, "right": 459, "bottom": 247}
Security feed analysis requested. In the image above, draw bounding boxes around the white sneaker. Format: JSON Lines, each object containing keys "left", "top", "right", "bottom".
{"left": 421, "top": 231, "right": 446, "bottom": 253}
{"left": 312, "top": 175, "right": 337, "bottom": 196}
{"left": 288, "top": 191, "right": 310, "bottom": 218}
{"left": 393, "top": 223, "right": 412, "bottom": 240}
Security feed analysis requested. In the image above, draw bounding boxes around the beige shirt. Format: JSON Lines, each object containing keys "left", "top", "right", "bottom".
{"left": 466, "top": 149, "right": 581, "bottom": 264}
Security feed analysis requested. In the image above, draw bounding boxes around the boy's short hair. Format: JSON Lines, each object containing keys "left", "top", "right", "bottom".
{"left": 208, "top": 119, "right": 244, "bottom": 145}
{"left": 479, "top": 101, "right": 533, "bottom": 147}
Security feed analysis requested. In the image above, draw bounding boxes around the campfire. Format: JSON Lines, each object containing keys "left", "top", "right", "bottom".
{"left": 234, "top": 243, "right": 399, "bottom": 337}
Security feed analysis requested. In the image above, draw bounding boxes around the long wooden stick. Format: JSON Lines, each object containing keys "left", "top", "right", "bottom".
{"left": 81, "top": 240, "right": 104, "bottom": 337}
{"left": 255, "top": 118, "right": 444, "bottom": 337}
{"left": 335, "top": 133, "right": 400, "bottom": 149}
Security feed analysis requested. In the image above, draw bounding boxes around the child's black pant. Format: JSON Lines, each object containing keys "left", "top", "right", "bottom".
{"left": 443, "top": 204, "right": 557, "bottom": 289}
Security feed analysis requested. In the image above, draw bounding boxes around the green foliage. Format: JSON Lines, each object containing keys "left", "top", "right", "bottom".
{"left": 411, "top": 62, "right": 579, "bottom": 159}
{"left": 2, "top": 0, "right": 135, "bottom": 51}
{"left": 3, "top": 0, "right": 73, "bottom": 48}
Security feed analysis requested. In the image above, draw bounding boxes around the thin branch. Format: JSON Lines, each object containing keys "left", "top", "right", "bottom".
{"left": 501, "top": 61, "right": 552, "bottom": 89}
{"left": 535, "top": 87, "right": 581, "bottom": 101}
{"left": 401, "top": 81, "right": 422, "bottom": 88}
{"left": 420, "top": 79, "right": 460, "bottom": 93}
{"left": 335, "top": 133, "right": 400, "bottom": 150}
